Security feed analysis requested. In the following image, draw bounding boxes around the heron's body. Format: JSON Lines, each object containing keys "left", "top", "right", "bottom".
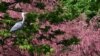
{"left": 10, "top": 21, "right": 23, "bottom": 32}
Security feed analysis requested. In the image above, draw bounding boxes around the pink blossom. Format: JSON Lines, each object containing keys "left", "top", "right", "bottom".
{"left": 0, "top": 12, "right": 5, "bottom": 17}
{"left": 6, "top": 10, "right": 22, "bottom": 19}
{"left": 2, "top": 0, "right": 15, "bottom": 3}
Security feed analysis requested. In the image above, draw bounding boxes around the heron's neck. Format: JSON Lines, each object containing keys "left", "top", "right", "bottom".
{"left": 22, "top": 14, "right": 25, "bottom": 23}
{"left": 22, "top": 18, "right": 25, "bottom": 23}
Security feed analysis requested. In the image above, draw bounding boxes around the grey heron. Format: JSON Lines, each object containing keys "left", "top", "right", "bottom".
{"left": 10, "top": 12, "right": 27, "bottom": 32}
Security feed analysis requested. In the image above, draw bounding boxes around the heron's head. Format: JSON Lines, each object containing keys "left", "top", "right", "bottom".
{"left": 21, "top": 12, "right": 27, "bottom": 18}
{"left": 21, "top": 12, "right": 28, "bottom": 17}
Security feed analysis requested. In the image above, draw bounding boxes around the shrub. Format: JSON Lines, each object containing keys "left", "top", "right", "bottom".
{"left": 59, "top": 0, "right": 100, "bottom": 20}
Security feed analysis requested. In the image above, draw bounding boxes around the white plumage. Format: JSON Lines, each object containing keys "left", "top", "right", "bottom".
{"left": 10, "top": 12, "right": 27, "bottom": 32}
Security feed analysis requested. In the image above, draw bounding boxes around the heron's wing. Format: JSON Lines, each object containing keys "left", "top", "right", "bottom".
{"left": 10, "top": 22, "right": 23, "bottom": 32}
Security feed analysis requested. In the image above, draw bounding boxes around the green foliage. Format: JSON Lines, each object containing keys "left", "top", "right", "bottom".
{"left": 34, "top": 44, "right": 53, "bottom": 55}
{"left": 35, "top": 2, "right": 45, "bottom": 9}
{"left": 38, "top": 0, "right": 100, "bottom": 23}
{"left": 58, "top": 36, "right": 80, "bottom": 47}
{"left": 42, "top": 26, "right": 51, "bottom": 32}
{"left": 19, "top": 44, "right": 34, "bottom": 51}
{"left": 0, "top": 39, "right": 4, "bottom": 45}
{"left": 0, "top": 29, "right": 11, "bottom": 37}
{"left": 2, "top": 14, "right": 15, "bottom": 25}
{"left": 0, "top": 14, "right": 14, "bottom": 38}
{"left": 26, "top": 12, "right": 38, "bottom": 22}
{"left": 46, "top": 6, "right": 65, "bottom": 23}
{"left": 25, "top": 12, "right": 39, "bottom": 33}
{"left": 0, "top": 2, "right": 8, "bottom": 12}
{"left": 59, "top": 0, "right": 100, "bottom": 20}
{"left": 38, "top": 6, "right": 65, "bottom": 23}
